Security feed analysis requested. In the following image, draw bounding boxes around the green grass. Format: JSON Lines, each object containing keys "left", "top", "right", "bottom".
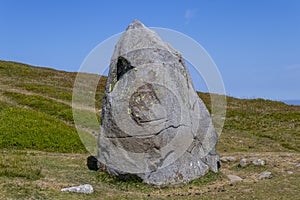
{"left": 0, "top": 150, "right": 298, "bottom": 199}
{"left": 0, "top": 60, "right": 76, "bottom": 87}
{"left": 189, "top": 171, "right": 224, "bottom": 186}
{"left": 230, "top": 163, "right": 269, "bottom": 174}
{"left": 73, "top": 109, "right": 100, "bottom": 130}
{"left": 3, "top": 91, "right": 74, "bottom": 122}
{"left": 0, "top": 100, "right": 10, "bottom": 109}
{"left": 198, "top": 91, "right": 300, "bottom": 153}
{"left": 1, "top": 60, "right": 299, "bottom": 154}
{"left": 1, "top": 59, "right": 299, "bottom": 155}
{"left": 17, "top": 83, "right": 73, "bottom": 101}
{"left": 3, "top": 91, "right": 101, "bottom": 130}
{"left": 0, "top": 150, "right": 43, "bottom": 180}
{"left": 0, "top": 104, "right": 86, "bottom": 153}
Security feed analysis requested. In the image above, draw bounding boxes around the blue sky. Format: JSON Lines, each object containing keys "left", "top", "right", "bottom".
{"left": 1, "top": 0, "right": 299, "bottom": 100}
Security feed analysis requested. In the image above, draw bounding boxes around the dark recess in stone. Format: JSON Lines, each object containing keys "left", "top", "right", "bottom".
{"left": 217, "top": 161, "right": 221, "bottom": 169}
{"left": 117, "top": 56, "right": 135, "bottom": 81}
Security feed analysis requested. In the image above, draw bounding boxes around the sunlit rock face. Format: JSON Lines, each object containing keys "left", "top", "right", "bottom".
{"left": 97, "top": 20, "right": 219, "bottom": 186}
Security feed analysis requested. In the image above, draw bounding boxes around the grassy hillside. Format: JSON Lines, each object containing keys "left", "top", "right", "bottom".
{"left": 0, "top": 60, "right": 106, "bottom": 153}
{"left": 0, "top": 60, "right": 299, "bottom": 199}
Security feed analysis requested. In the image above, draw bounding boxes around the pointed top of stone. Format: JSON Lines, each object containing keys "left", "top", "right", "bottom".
{"left": 112, "top": 20, "right": 179, "bottom": 61}
{"left": 126, "top": 19, "right": 145, "bottom": 30}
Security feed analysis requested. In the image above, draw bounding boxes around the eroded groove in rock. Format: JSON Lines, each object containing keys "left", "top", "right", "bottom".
{"left": 105, "top": 124, "right": 185, "bottom": 138}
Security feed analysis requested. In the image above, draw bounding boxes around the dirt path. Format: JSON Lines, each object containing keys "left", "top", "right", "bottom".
{"left": 0, "top": 87, "right": 101, "bottom": 113}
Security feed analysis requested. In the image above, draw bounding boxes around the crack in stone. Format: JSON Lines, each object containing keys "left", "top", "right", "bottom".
{"left": 187, "top": 138, "right": 202, "bottom": 153}
{"left": 105, "top": 124, "right": 187, "bottom": 139}
{"left": 152, "top": 124, "right": 187, "bottom": 136}
{"left": 138, "top": 117, "right": 166, "bottom": 124}
{"left": 148, "top": 150, "right": 175, "bottom": 173}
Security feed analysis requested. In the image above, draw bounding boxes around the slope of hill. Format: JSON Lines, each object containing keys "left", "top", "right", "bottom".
{"left": 0, "top": 60, "right": 299, "bottom": 199}
{"left": 283, "top": 100, "right": 300, "bottom": 106}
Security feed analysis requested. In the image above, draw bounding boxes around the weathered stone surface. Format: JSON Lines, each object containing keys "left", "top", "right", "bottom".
{"left": 227, "top": 175, "right": 243, "bottom": 182}
{"left": 61, "top": 184, "right": 94, "bottom": 194}
{"left": 97, "top": 20, "right": 219, "bottom": 185}
{"left": 257, "top": 171, "right": 272, "bottom": 180}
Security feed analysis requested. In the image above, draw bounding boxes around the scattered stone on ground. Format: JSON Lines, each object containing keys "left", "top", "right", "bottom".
{"left": 257, "top": 171, "right": 272, "bottom": 180}
{"left": 252, "top": 159, "right": 265, "bottom": 166}
{"left": 287, "top": 171, "right": 293, "bottom": 175}
{"left": 220, "top": 156, "right": 237, "bottom": 162}
{"left": 227, "top": 175, "right": 243, "bottom": 182}
{"left": 61, "top": 184, "right": 94, "bottom": 194}
{"left": 296, "top": 163, "right": 300, "bottom": 167}
{"left": 239, "top": 158, "right": 248, "bottom": 167}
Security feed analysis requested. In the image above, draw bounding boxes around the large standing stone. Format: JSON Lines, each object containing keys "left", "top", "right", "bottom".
{"left": 97, "top": 20, "right": 220, "bottom": 186}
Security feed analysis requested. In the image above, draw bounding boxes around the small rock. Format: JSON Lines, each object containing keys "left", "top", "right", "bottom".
{"left": 296, "top": 163, "right": 300, "bottom": 167}
{"left": 257, "top": 171, "right": 272, "bottom": 180}
{"left": 238, "top": 158, "right": 248, "bottom": 168}
{"left": 61, "top": 184, "right": 94, "bottom": 194}
{"left": 227, "top": 175, "right": 243, "bottom": 182}
{"left": 287, "top": 171, "right": 293, "bottom": 175}
{"left": 220, "top": 156, "right": 237, "bottom": 162}
{"left": 252, "top": 159, "right": 265, "bottom": 166}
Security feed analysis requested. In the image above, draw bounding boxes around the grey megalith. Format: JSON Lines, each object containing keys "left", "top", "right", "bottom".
{"left": 97, "top": 20, "right": 220, "bottom": 186}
